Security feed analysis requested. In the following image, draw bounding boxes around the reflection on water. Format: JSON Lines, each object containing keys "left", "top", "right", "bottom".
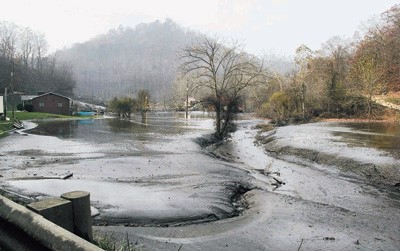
{"left": 334, "top": 122, "right": 400, "bottom": 158}
{"left": 27, "top": 120, "right": 80, "bottom": 138}
{"left": 26, "top": 112, "right": 213, "bottom": 144}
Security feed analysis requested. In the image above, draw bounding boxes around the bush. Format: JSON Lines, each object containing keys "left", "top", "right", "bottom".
{"left": 109, "top": 97, "right": 136, "bottom": 117}
{"left": 24, "top": 104, "right": 33, "bottom": 112}
{"left": 17, "top": 103, "right": 24, "bottom": 111}
{"left": 260, "top": 91, "right": 292, "bottom": 125}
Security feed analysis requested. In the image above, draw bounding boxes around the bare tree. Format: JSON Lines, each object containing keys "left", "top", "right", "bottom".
{"left": 0, "top": 21, "right": 18, "bottom": 60}
{"left": 181, "top": 36, "right": 265, "bottom": 139}
{"left": 294, "top": 44, "right": 314, "bottom": 120}
{"left": 33, "top": 32, "right": 48, "bottom": 72}
{"left": 19, "top": 27, "right": 34, "bottom": 67}
{"left": 172, "top": 72, "right": 202, "bottom": 117}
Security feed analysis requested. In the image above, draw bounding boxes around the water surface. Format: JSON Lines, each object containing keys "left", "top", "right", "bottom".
{"left": 335, "top": 122, "right": 400, "bottom": 158}
{"left": 26, "top": 112, "right": 214, "bottom": 144}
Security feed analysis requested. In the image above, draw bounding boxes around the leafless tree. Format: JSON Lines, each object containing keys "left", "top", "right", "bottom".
{"left": 33, "top": 32, "right": 48, "bottom": 72}
{"left": 19, "top": 27, "right": 34, "bottom": 67}
{"left": 0, "top": 21, "right": 18, "bottom": 60}
{"left": 180, "top": 36, "right": 265, "bottom": 139}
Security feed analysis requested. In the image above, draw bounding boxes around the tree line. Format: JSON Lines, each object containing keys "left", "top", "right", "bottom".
{"left": 0, "top": 21, "right": 76, "bottom": 97}
{"left": 247, "top": 4, "right": 400, "bottom": 125}
{"left": 176, "top": 4, "right": 399, "bottom": 138}
{"left": 1, "top": 4, "right": 398, "bottom": 139}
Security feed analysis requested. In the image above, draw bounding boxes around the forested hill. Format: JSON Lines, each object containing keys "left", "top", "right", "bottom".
{"left": 56, "top": 19, "right": 197, "bottom": 103}
{"left": 0, "top": 21, "right": 76, "bottom": 97}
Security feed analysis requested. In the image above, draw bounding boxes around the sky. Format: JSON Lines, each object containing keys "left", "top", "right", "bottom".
{"left": 1, "top": 0, "right": 399, "bottom": 56}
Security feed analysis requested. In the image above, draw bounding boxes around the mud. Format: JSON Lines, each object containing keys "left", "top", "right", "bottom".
{"left": 260, "top": 122, "right": 400, "bottom": 186}
{"left": 0, "top": 114, "right": 254, "bottom": 227}
{"left": 1, "top": 114, "right": 399, "bottom": 250}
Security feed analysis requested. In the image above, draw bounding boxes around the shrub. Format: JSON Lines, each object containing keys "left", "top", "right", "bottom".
{"left": 24, "top": 104, "right": 33, "bottom": 112}
{"left": 17, "top": 104, "right": 24, "bottom": 111}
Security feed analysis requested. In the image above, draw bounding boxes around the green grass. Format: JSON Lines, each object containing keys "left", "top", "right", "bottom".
{"left": 0, "top": 122, "right": 13, "bottom": 131}
{"left": 13, "top": 111, "right": 80, "bottom": 120}
{"left": 385, "top": 97, "right": 400, "bottom": 105}
{"left": 0, "top": 121, "right": 14, "bottom": 138}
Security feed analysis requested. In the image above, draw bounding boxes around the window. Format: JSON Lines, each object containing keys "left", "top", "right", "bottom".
{"left": 58, "top": 103, "right": 63, "bottom": 107}
{"left": 39, "top": 102, "right": 44, "bottom": 107}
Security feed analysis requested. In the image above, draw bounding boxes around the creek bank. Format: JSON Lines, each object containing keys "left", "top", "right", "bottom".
{"left": 255, "top": 122, "right": 400, "bottom": 188}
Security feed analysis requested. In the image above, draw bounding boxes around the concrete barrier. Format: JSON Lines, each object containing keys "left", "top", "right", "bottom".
{"left": 61, "top": 191, "right": 93, "bottom": 242}
{"left": 0, "top": 195, "right": 103, "bottom": 251}
{"left": 27, "top": 197, "right": 74, "bottom": 232}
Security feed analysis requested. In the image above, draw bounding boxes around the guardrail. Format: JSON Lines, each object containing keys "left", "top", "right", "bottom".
{"left": 0, "top": 193, "right": 103, "bottom": 251}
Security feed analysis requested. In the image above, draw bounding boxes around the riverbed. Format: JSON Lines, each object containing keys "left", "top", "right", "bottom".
{"left": 0, "top": 113, "right": 399, "bottom": 250}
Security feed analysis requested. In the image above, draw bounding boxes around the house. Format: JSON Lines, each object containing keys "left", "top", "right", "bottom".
{"left": 21, "top": 95, "right": 38, "bottom": 107}
{"left": 31, "top": 93, "right": 72, "bottom": 115}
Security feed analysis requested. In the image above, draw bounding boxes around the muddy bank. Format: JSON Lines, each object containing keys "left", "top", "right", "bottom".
{"left": 256, "top": 122, "right": 400, "bottom": 187}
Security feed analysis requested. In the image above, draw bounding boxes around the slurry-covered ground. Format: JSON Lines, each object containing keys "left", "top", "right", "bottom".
{"left": 0, "top": 113, "right": 399, "bottom": 250}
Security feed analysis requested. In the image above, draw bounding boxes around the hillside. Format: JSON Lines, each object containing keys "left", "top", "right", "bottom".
{"left": 56, "top": 19, "right": 197, "bottom": 104}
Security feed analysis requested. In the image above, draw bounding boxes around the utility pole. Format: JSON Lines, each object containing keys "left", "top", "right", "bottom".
{"left": 185, "top": 78, "right": 189, "bottom": 119}
{"left": 10, "top": 61, "right": 15, "bottom": 123}
{"left": 3, "top": 88, "right": 7, "bottom": 119}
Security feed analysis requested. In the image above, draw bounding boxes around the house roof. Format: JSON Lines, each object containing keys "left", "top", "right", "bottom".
{"left": 31, "top": 92, "right": 71, "bottom": 101}
{"left": 21, "top": 95, "right": 38, "bottom": 101}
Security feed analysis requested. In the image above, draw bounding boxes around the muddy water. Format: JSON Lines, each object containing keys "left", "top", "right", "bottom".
{"left": 335, "top": 122, "right": 400, "bottom": 158}
{"left": 26, "top": 112, "right": 213, "bottom": 142}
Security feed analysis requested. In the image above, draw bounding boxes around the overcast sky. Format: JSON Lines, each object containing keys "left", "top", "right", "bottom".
{"left": 1, "top": 0, "right": 398, "bottom": 56}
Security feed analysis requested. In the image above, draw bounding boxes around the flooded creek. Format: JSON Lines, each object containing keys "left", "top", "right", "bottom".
{"left": 2, "top": 112, "right": 253, "bottom": 226}
{"left": 26, "top": 113, "right": 208, "bottom": 142}
{"left": 335, "top": 122, "right": 400, "bottom": 158}
{"left": 1, "top": 114, "right": 399, "bottom": 250}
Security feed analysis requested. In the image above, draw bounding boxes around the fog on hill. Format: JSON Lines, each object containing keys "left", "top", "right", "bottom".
{"left": 56, "top": 19, "right": 197, "bottom": 105}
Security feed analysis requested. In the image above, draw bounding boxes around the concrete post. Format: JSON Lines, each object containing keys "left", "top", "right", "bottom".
{"left": 27, "top": 198, "right": 73, "bottom": 232}
{"left": 61, "top": 191, "right": 93, "bottom": 242}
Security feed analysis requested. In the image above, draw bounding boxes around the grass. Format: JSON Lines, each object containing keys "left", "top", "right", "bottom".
{"left": 13, "top": 111, "right": 82, "bottom": 120}
{"left": 384, "top": 97, "right": 400, "bottom": 106}
{"left": 94, "top": 233, "right": 141, "bottom": 251}
{"left": 0, "top": 121, "right": 14, "bottom": 131}
{"left": 0, "top": 121, "right": 14, "bottom": 138}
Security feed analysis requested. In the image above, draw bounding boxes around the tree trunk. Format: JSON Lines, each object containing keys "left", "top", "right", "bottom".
{"left": 215, "top": 106, "right": 222, "bottom": 139}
